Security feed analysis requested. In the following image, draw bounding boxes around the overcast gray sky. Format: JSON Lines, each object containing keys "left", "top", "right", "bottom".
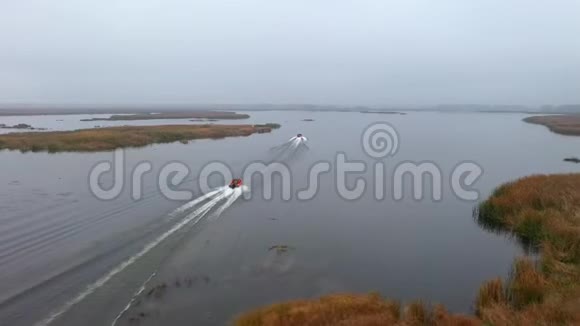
{"left": 1, "top": 0, "right": 579, "bottom": 106}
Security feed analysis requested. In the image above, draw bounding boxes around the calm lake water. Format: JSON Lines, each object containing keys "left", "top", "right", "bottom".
{"left": 1, "top": 111, "right": 579, "bottom": 326}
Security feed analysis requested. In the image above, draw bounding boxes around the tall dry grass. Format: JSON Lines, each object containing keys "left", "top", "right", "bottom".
{"left": 475, "top": 174, "right": 580, "bottom": 325}
{"left": 235, "top": 294, "right": 480, "bottom": 326}
{"left": 524, "top": 115, "right": 580, "bottom": 136}
{"left": 0, "top": 124, "right": 275, "bottom": 152}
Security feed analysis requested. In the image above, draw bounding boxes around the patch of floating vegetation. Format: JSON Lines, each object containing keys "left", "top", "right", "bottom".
{"left": 124, "top": 274, "right": 212, "bottom": 324}
{"left": 564, "top": 157, "right": 580, "bottom": 164}
{"left": 237, "top": 174, "right": 580, "bottom": 325}
{"left": 268, "top": 245, "right": 294, "bottom": 254}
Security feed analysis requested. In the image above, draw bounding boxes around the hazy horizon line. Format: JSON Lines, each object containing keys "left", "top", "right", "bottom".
{"left": 1, "top": 102, "right": 579, "bottom": 110}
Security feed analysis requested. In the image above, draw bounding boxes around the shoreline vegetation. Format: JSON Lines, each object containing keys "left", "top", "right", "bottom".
{"left": 523, "top": 115, "right": 580, "bottom": 136}
{"left": 236, "top": 294, "right": 480, "bottom": 326}
{"left": 0, "top": 123, "right": 44, "bottom": 130}
{"left": 0, "top": 123, "right": 279, "bottom": 153}
{"left": 236, "top": 174, "right": 580, "bottom": 326}
{"left": 80, "top": 111, "right": 249, "bottom": 121}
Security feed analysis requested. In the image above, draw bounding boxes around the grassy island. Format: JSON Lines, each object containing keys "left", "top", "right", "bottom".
{"left": 80, "top": 111, "right": 249, "bottom": 121}
{"left": 360, "top": 110, "right": 407, "bottom": 115}
{"left": 524, "top": 115, "right": 580, "bottom": 136}
{"left": 0, "top": 124, "right": 277, "bottom": 153}
{"left": 236, "top": 174, "right": 580, "bottom": 326}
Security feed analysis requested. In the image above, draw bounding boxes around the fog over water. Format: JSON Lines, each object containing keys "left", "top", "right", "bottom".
{"left": 1, "top": 0, "right": 580, "bottom": 106}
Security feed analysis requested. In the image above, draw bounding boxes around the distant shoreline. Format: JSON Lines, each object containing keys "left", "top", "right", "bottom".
{"left": 1, "top": 104, "right": 579, "bottom": 116}
{"left": 0, "top": 108, "right": 252, "bottom": 117}
{"left": 79, "top": 112, "right": 249, "bottom": 121}
{"left": 359, "top": 110, "right": 406, "bottom": 115}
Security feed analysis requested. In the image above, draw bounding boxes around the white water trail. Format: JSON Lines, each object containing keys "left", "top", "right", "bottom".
{"left": 110, "top": 271, "right": 157, "bottom": 326}
{"left": 34, "top": 189, "right": 229, "bottom": 326}
{"left": 185, "top": 190, "right": 229, "bottom": 221}
{"left": 288, "top": 136, "right": 307, "bottom": 143}
{"left": 111, "top": 187, "right": 240, "bottom": 325}
{"left": 292, "top": 138, "right": 302, "bottom": 149}
{"left": 210, "top": 187, "right": 243, "bottom": 220}
{"left": 290, "top": 138, "right": 299, "bottom": 149}
{"left": 169, "top": 188, "right": 223, "bottom": 216}
{"left": 289, "top": 138, "right": 307, "bottom": 153}
{"left": 282, "top": 137, "right": 300, "bottom": 152}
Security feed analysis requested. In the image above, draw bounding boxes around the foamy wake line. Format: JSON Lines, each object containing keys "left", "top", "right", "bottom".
{"left": 110, "top": 188, "right": 242, "bottom": 325}
{"left": 169, "top": 188, "right": 223, "bottom": 216}
{"left": 269, "top": 137, "right": 308, "bottom": 162}
{"left": 110, "top": 271, "right": 157, "bottom": 326}
{"left": 289, "top": 136, "right": 307, "bottom": 142}
{"left": 289, "top": 137, "right": 308, "bottom": 150}
{"left": 35, "top": 188, "right": 235, "bottom": 326}
{"left": 211, "top": 187, "right": 243, "bottom": 220}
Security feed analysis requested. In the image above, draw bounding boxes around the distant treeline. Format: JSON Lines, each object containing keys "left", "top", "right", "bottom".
{"left": 432, "top": 104, "right": 580, "bottom": 113}
{"left": 539, "top": 104, "right": 580, "bottom": 113}
{"left": 1, "top": 104, "right": 580, "bottom": 116}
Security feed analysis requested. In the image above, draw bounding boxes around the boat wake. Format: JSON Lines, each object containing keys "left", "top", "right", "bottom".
{"left": 34, "top": 134, "right": 305, "bottom": 325}
{"left": 36, "top": 185, "right": 245, "bottom": 326}
{"left": 269, "top": 136, "right": 309, "bottom": 161}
